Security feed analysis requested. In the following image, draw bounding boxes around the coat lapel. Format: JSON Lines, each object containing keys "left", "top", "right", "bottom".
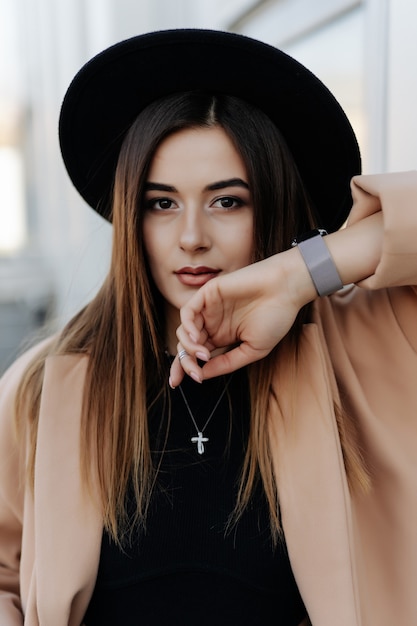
{"left": 34, "top": 355, "right": 102, "bottom": 626}
{"left": 268, "top": 324, "right": 361, "bottom": 626}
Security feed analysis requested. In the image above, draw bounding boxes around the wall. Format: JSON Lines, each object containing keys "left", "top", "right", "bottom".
{"left": 0, "top": 0, "right": 416, "bottom": 372}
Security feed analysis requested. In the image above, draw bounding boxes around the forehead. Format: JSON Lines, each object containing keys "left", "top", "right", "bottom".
{"left": 147, "top": 126, "right": 247, "bottom": 181}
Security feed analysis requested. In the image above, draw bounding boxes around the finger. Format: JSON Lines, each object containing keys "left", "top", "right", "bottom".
{"left": 169, "top": 354, "right": 185, "bottom": 388}
{"left": 176, "top": 343, "right": 204, "bottom": 383}
{"left": 176, "top": 325, "right": 211, "bottom": 362}
{"left": 169, "top": 344, "right": 204, "bottom": 388}
{"left": 180, "top": 292, "right": 210, "bottom": 343}
{"left": 200, "top": 343, "right": 270, "bottom": 379}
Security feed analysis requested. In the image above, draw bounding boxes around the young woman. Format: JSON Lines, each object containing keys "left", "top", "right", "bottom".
{"left": 0, "top": 29, "right": 416, "bottom": 626}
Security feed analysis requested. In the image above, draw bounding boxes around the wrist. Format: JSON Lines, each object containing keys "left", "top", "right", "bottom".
{"left": 291, "top": 229, "right": 343, "bottom": 297}
{"left": 280, "top": 245, "right": 319, "bottom": 308}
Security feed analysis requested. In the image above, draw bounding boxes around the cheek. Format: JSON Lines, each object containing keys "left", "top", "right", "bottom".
{"left": 235, "top": 217, "right": 254, "bottom": 263}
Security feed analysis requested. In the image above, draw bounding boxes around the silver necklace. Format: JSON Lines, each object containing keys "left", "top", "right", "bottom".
{"left": 178, "top": 377, "right": 232, "bottom": 455}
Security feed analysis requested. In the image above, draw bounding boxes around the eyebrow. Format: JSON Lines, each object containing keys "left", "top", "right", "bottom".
{"left": 206, "top": 178, "right": 249, "bottom": 191}
{"left": 144, "top": 178, "right": 250, "bottom": 193}
{"left": 144, "top": 182, "right": 176, "bottom": 192}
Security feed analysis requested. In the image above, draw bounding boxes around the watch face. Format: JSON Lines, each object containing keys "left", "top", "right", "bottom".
{"left": 291, "top": 228, "right": 327, "bottom": 247}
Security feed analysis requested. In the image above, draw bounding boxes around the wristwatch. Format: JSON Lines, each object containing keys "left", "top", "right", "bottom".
{"left": 291, "top": 228, "right": 343, "bottom": 297}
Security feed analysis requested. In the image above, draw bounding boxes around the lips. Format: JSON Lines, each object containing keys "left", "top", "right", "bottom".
{"left": 175, "top": 266, "right": 220, "bottom": 287}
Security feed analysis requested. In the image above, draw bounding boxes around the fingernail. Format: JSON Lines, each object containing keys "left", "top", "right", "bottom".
{"left": 190, "top": 333, "right": 198, "bottom": 343}
{"left": 190, "top": 371, "right": 202, "bottom": 384}
{"left": 168, "top": 376, "right": 176, "bottom": 389}
{"left": 196, "top": 351, "right": 209, "bottom": 362}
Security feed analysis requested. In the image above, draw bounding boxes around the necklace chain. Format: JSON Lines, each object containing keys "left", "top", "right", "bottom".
{"left": 178, "top": 376, "right": 232, "bottom": 454}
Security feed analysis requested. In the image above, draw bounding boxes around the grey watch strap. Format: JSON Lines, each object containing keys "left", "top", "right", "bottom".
{"left": 296, "top": 232, "right": 343, "bottom": 297}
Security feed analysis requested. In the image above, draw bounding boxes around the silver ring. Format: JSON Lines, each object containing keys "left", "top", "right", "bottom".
{"left": 178, "top": 349, "right": 189, "bottom": 362}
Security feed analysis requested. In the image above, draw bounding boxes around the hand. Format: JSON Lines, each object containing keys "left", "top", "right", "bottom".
{"left": 168, "top": 210, "right": 384, "bottom": 386}
{"left": 169, "top": 250, "right": 315, "bottom": 386}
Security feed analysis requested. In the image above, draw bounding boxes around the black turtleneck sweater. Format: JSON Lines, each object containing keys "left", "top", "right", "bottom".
{"left": 84, "top": 367, "right": 307, "bottom": 625}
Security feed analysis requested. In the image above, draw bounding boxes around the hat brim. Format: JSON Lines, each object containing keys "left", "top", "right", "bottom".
{"left": 58, "top": 28, "right": 361, "bottom": 231}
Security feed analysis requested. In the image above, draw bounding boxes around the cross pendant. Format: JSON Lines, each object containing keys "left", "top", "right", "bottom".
{"left": 191, "top": 431, "right": 209, "bottom": 454}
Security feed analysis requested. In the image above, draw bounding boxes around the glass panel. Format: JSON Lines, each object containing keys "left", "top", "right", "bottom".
{"left": 284, "top": 7, "right": 367, "bottom": 171}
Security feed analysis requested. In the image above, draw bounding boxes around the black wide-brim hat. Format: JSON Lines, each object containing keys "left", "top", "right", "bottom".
{"left": 59, "top": 28, "right": 361, "bottom": 231}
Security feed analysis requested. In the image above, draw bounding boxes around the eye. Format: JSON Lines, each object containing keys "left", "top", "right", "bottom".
{"left": 145, "top": 197, "right": 176, "bottom": 211}
{"left": 213, "top": 196, "right": 244, "bottom": 210}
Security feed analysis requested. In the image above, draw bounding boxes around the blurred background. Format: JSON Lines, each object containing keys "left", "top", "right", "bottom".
{"left": 0, "top": 0, "right": 416, "bottom": 373}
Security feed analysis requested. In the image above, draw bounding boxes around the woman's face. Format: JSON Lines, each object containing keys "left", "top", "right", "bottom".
{"left": 142, "top": 125, "right": 254, "bottom": 344}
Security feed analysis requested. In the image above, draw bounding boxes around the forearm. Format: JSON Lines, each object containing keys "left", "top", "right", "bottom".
{"left": 323, "top": 211, "right": 383, "bottom": 288}
{"left": 286, "top": 211, "right": 383, "bottom": 309}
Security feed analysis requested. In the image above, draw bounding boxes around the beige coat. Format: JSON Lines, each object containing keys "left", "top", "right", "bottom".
{"left": 0, "top": 171, "right": 416, "bottom": 625}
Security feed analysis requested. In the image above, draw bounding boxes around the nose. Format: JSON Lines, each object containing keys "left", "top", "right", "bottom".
{"left": 179, "top": 207, "right": 211, "bottom": 253}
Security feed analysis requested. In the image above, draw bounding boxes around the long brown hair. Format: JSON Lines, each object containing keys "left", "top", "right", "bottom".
{"left": 16, "top": 92, "right": 366, "bottom": 543}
